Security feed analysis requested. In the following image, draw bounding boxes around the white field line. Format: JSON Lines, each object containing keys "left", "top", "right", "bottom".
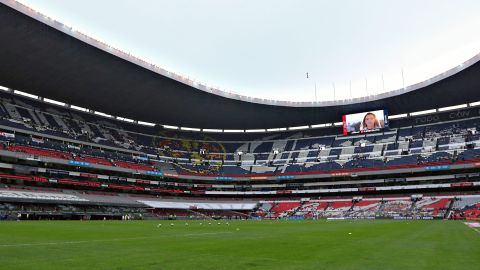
{"left": 0, "top": 232, "right": 232, "bottom": 248}
{"left": 464, "top": 222, "right": 480, "bottom": 235}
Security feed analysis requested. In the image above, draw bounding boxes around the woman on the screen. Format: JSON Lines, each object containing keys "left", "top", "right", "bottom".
{"left": 360, "top": 112, "right": 381, "bottom": 132}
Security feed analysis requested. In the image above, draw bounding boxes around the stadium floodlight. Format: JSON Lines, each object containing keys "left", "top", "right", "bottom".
{"left": 117, "top": 117, "right": 134, "bottom": 123}
{"left": 388, "top": 113, "right": 408, "bottom": 119}
{"left": 163, "top": 125, "right": 179, "bottom": 129}
{"left": 267, "top": 128, "right": 287, "bottom": 132}
{"left": 311, "top": 123, "right": 331, "bottom": 128}
{"left": 245, "top": 129, "right": 266, "bottom": 133}
{"left": 14, "top": 90, "right": 38, "bottom": 99}
{"left": 71, "top": 105, "right": 89, "bottom": 112}
{"left": 410, "top": 109, "right": 437, "bottom": 116}
{"left": 288, "top": 126, "right": 309, "bottom": 130}
{"left": 469, "top": 101, "right": 480, "bottom": 107}
{"left": 438, "top": 104, "right": 467, "bottom": 112}
{"left": 44, "top": 98, "right": 66, "bottom": 106}
{"left": 94, "top": 111, "right": 113, "bottom": 118}
{"left": 181, "top": 127, "right": 201, "bottom": 131}
{"left": 138, "top": 121, "right": 155, "bottom": 126}
{"left": 202, "top": 129, "right": 223, "bottom": 133}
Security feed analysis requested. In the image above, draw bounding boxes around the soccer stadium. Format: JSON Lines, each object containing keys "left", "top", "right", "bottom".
{"left": 0, "top": 0, "right": 480, "bottom": 269}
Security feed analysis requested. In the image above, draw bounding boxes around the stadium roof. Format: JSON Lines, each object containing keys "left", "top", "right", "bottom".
{"left": 1, "top": 0, "right": 480, "bottom": 129}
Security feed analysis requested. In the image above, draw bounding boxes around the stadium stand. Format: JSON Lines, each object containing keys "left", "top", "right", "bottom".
{"left": 0, "top": 90, "right": 479, "bottom": 181}
{"left": 0, "top": 1, "right": 480, "bottom": 221}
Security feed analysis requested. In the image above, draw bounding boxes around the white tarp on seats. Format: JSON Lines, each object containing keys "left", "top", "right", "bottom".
{"left": 138, "top": 200, "right": 257, "bottom": 210}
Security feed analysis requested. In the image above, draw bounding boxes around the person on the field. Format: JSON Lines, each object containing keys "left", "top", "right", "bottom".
{"left": 360, "top": 112, "right": 381, "bottom": 132}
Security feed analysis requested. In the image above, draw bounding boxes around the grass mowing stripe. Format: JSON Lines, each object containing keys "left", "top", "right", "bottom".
{"left": 0, "top": 220, "right": 478, "bottom": 270}
{"left": 0, "top": 231, "right": 233, "bottom": 247}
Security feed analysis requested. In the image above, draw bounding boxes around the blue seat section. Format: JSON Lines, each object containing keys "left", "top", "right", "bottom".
{"left": 0, "top": 89, "right": 479, "bottom": 177}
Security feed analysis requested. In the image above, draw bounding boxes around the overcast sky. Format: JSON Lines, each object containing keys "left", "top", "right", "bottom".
{"left": 17, "top": 0, "right": 480, "bottom": 102}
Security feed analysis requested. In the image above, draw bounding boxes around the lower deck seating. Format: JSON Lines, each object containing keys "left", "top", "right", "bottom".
{"left": 259, "top": 196, "right": 480, "bottom": 219}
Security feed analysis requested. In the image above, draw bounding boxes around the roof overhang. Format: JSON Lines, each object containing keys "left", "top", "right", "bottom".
{"left": 1, "top": 0, "right": 480, "bottom": 129}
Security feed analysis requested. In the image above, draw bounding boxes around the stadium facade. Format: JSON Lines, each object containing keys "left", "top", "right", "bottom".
{"left": 0, "top": 0, "right": 479, "bottom": 221}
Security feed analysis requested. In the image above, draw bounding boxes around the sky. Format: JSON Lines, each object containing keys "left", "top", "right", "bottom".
{"left": 16, "top": 0, "right": 480, "bottom": 102}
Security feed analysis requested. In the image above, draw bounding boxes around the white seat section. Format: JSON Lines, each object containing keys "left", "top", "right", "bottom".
{"left": 452, "top": 196, "right": 480, "bottom": 209}
{"left": 0, "top": 189, "right": 89, "bottom": 202}
{"left": 138, "top": 200, "right": 257, "bottom": 210}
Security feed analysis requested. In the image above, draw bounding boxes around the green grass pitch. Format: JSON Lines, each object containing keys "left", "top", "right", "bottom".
{"left": 0, "top": 220, "right": 479, "bottom": 270}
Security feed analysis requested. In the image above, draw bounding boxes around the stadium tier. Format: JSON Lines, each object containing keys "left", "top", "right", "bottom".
{"left": 0, "top": 90, "right": 480, "bottom": 182}
{"left": 0, "top": 1, "right": 480, "bottom": 224}
{"left": 0, "top": 87, "right": 478, "bottom": 221}
{"left": 0, "top": 88, "right": 479, "bottom": 201}
{"left": 258, "top": 195, "right": 480, "bottom": 220}
{"left": 0, "top": 183, "right": 479, "bottom": 221}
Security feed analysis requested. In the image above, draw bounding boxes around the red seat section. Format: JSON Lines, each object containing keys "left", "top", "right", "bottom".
{"left": 271, "top": 202, "right": 300, "bottom": 213}
{"left": 329, "top": 201, "right": 353, "bottom": 209}
{"left": 113, "top": 161, "right": 154, "bottom": 171}
{"left": 421, "top": 198, "right": 450, "bottom": 210}
{"left": 74, "top": 156, "right": 114, "bottom": 166}
{"left": 5, "top": 144, "right": 157, "bottom": 172}
{"left": 7, "top": 145, "right": 73, "bottom": 160}
{"left": 269, "top": 202, "right": 301, "bottom": 218}
{"left": 354, "top": 200, "right": 380, "bottom": 207}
